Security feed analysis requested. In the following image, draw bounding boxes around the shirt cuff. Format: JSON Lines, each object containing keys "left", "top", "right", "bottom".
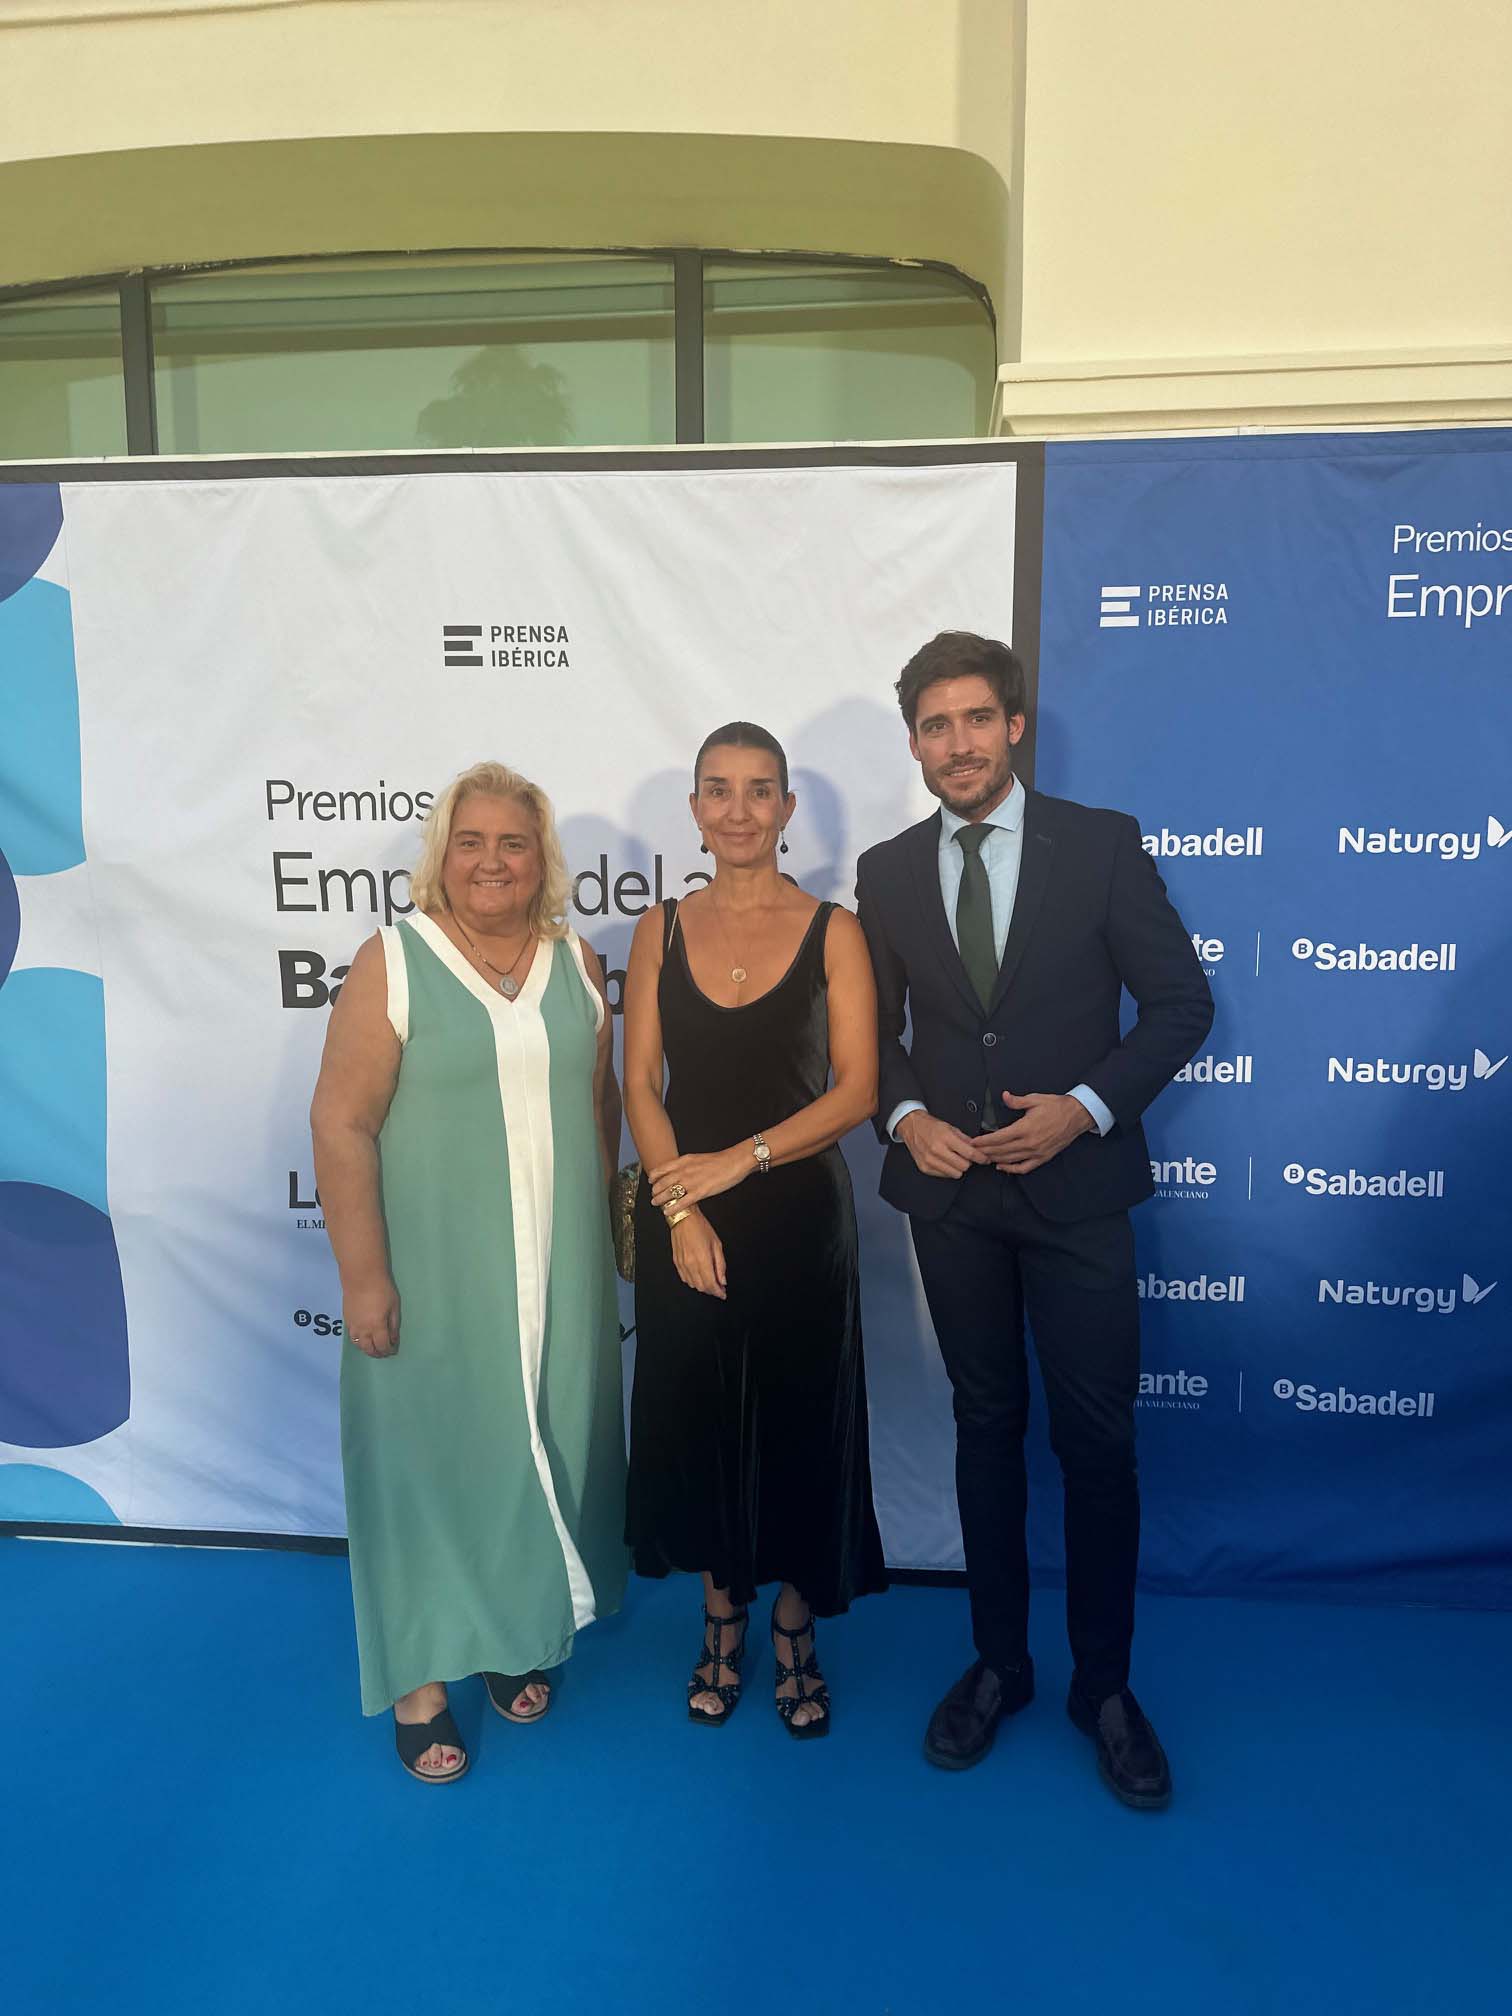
{"left": 886, "top": 1100, "right": 926, "bottom": 1142}
{"left": 1067, "top": 1084, "right": 1114, "bottom": 1138}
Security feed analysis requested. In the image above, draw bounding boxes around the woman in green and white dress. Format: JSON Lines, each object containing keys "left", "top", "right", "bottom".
{"left": 311, "top": 761, "right": 628, "bottom": 1782}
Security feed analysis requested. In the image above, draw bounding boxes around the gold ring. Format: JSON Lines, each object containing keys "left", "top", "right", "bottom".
{"left": 668, "top": 1183, "right": 687, "bottom": 1201}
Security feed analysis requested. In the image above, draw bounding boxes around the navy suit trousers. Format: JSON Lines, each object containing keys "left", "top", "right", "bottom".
{"left": 910, "top": 1163, "right": 1141, "bottom": 1702}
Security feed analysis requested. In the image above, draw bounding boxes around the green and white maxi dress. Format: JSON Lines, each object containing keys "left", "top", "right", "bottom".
{"left": 341, "top": 912, "right": 628, "bottom": 1715}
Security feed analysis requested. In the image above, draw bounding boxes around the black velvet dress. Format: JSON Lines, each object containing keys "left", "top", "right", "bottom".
{"left": 626, "top": 899, "right": 888, "bottom": 1616}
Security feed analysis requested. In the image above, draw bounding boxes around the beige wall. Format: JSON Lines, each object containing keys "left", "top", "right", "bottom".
{"left": 3, "top": 0, "right": 1510, "bottom": 432}
{"left": 0, "top": 1, "right": 1016, "bottom": 320}
{"left": 1017, "top": 0, "right": 1512, "bottom": 362}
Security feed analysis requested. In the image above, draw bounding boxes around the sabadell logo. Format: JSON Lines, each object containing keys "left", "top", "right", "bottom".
{"left": 1142, "top": 824, "right": 1263, "bottom": 860}
{"left": 1137, "top": 1272, "right": 1245, "bottom": 1303}
{"left": 1283, "top": 1162, "right": 1445, "bottom": 1200}
{"left": 1291, "top": 936, "right": 1456, "bottom": 974}
{"left": 1273, "top": 1379, "right": 1436, "bottom": 1419}
{"left": 294, "top": 1308, "right": 345, "bottom": 1337}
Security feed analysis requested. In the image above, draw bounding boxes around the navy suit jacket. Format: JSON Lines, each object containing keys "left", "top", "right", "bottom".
{"left": 855, "top": 788, "right": 1214, "bottom": 1224}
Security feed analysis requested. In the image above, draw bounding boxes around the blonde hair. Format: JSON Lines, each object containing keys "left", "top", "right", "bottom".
{"left": 409, "top": 761, "right": 572, "bottom": 940}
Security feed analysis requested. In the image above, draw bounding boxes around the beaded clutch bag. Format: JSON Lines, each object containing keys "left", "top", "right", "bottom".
{"left": 611, "top": 1161, "right": 641, "bottom": 1282}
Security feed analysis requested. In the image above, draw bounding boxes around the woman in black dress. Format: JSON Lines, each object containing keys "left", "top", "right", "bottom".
{"left": 623, "top": 721, "right": 887, "bottom": 1738}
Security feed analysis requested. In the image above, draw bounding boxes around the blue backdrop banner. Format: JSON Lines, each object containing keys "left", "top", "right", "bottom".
{"left": 1035, "top": 427, "right": 1512, "bottom": 1606}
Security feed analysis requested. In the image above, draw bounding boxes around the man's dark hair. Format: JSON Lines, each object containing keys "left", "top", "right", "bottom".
{"left": 693, "top": 720, "right": 790, "bottom": 797}
{"left": 895, "top": 631, "right": 1027, "bottom": 731}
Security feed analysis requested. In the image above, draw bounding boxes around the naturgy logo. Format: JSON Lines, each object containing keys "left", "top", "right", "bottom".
{"left": 1326, "top": 1048, "right": 1506, "bottom": 1092}
{"left": 1338, "top": 816, "right": 1512, "bottom": 862}
{"left": 1317, "top": 1273, "right": 1497, "bottom": 1314}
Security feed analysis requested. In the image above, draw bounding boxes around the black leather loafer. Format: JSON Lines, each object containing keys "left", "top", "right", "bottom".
{"left": 923, "top": 1656, "right": 1034, "bottom": 1771}
{"left": 1067, "top": 1685, "right": 1172, "bottom": 1809}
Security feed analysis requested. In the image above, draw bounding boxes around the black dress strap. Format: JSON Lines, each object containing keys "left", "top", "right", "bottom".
{"left": 661, "top": 895, "right": 680, "bottom": 952}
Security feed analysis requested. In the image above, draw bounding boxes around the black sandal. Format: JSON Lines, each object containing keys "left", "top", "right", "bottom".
{"left": 483, "top": 1670, "right": 552, "bottom": 1723}
{"left": 392, "top": 1704, "right": 469, "bottom": 1783}
{"left": 687, "top": 1604, "right": 749, "bottom": 1727}
{"left": 771, "top": 1601, "right": 831, "bottom": 1741}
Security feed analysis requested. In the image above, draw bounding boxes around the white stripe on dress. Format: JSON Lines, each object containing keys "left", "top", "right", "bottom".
{"left": 400, "top": 913, "right": 597, "bottom": 1629}
{"left": 563, "top": 928, "right": 607, "bottom": 1033}
{"left": 378, "top": 925, "right": 410, "bottom": 1046}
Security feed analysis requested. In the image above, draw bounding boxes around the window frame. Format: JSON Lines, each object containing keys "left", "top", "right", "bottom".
{"left": 0, "top": 249, "right": 995, "bottom": 456}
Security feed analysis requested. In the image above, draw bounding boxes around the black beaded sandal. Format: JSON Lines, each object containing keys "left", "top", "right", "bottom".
{"left": 687, "top": 1604, "right": 749, "bottom": 1727}
{"left": 392, "top": 1705, "right": 469, "bottom": 1784}
{"left": 483, "top": 1670, "right": 552, "bottom": 1724}
{"left": 771, "top": 1601, "right": 831, "bottom": 1742}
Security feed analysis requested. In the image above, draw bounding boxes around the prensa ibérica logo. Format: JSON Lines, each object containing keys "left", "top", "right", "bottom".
{"left": 442, "top": 621, "right": 570, "bottom": 669}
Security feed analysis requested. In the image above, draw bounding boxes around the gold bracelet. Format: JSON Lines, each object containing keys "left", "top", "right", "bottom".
{"left": 666, "top": 1207, "right": 692, "bottom": 1228}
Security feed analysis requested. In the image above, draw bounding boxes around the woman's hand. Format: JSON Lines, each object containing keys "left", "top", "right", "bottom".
{"left": 649, "top": 1144, "right": 751, "bottom": 1212}
{"left": 343, "top": 1275, "right": 401, "bottom": 1357}
{"left": 669, "top": 1209, "right": 727, "bottom": 1300}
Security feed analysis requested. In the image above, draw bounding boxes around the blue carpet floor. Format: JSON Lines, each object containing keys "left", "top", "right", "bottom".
{"left": 4, "top": 1537, "right": 1509, "bottom": 2016}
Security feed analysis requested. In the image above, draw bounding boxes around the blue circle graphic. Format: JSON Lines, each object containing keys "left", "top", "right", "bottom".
{"left": 0, "top": 485, "right": 63, "bottom": 607}
{"left": 0, "top": 1464, "right": 120, "bottom": 1523}
{"left": 0, "top": 1182, "right": 130, "bottom": 1448}
{"left": 0, "top": 845, "right": 16, "bottom": 994}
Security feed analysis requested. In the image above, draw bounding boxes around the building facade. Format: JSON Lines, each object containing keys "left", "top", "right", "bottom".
{"left": 3, "top": 0, "right": 1510, "bottom": 457}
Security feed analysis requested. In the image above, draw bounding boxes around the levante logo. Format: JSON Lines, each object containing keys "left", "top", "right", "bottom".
{"left": 287, "top": 1171, "right": 324, "bottom": 1231}
{"left": 1149, "top": 1154, "right": 1217, "bottom": 1202}
{"left": 1137, "top": 1368, "right": 1211, "bottom": 1411}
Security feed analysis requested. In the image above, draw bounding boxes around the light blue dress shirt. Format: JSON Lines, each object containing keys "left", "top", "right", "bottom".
{"left": 886, "top": 774, "right": 1115, "bottom": 1141}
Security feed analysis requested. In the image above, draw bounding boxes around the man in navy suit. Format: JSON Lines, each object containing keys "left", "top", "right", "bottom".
{"left": 856, "top": 631, "right": 1213, "bottom": 1807}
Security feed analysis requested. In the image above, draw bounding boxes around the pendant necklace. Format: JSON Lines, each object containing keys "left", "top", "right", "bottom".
{"left": 452, "top": 917, "right": 535, "bottom": 997}
{"left": 709, "top": 888, "right": 755, "bottom": 986}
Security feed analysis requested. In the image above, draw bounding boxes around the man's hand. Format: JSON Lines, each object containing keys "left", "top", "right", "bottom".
{"left": 978, "top": 1093, "right": 1096, "bottom": 1176}
{"left": 896, "top": 1111, "right": 990, "bottom": 1179}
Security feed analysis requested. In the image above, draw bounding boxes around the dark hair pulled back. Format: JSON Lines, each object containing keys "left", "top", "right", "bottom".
{"left": 693, "top": 721, "right": 791, "bottom": 797}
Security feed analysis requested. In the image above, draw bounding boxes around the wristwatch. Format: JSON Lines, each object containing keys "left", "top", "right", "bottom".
{"left": 751, "top": 1132, "right": 771, "bottom": 1175}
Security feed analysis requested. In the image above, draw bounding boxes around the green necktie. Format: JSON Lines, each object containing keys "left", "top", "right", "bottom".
{"left": 954, "top": 822, "right": 998, "bottom": 1010}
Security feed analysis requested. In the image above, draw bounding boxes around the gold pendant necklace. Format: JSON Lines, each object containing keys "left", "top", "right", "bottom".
{"left": 709, "top": 890, "right": 753, "bottom": 985}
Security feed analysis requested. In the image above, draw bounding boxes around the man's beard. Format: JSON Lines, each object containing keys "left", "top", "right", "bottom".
{"left": 927, "top": 755, "right": 1014, "bottom": 817}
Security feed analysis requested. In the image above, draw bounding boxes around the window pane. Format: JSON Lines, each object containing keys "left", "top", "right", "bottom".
{"left": 0, "top": 292, "right": 126, "bottom": 459}
{"left": 704, "top": 261, "right": 995, "bottom": 443}
{"left": 152, "top": 257, "right": 676, "bottom": 454}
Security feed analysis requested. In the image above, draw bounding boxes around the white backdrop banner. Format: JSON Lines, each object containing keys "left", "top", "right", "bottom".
{"left": 5, "top": 458, "right": 1022, "bottom": 1553}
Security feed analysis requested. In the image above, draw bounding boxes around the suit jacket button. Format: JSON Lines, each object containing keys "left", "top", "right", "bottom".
{"left": 966, "top": 1099, "right": 978, "bottom": 1115}
{"left": 982, "top": 1031, "right": 997, "bottom": 1048}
